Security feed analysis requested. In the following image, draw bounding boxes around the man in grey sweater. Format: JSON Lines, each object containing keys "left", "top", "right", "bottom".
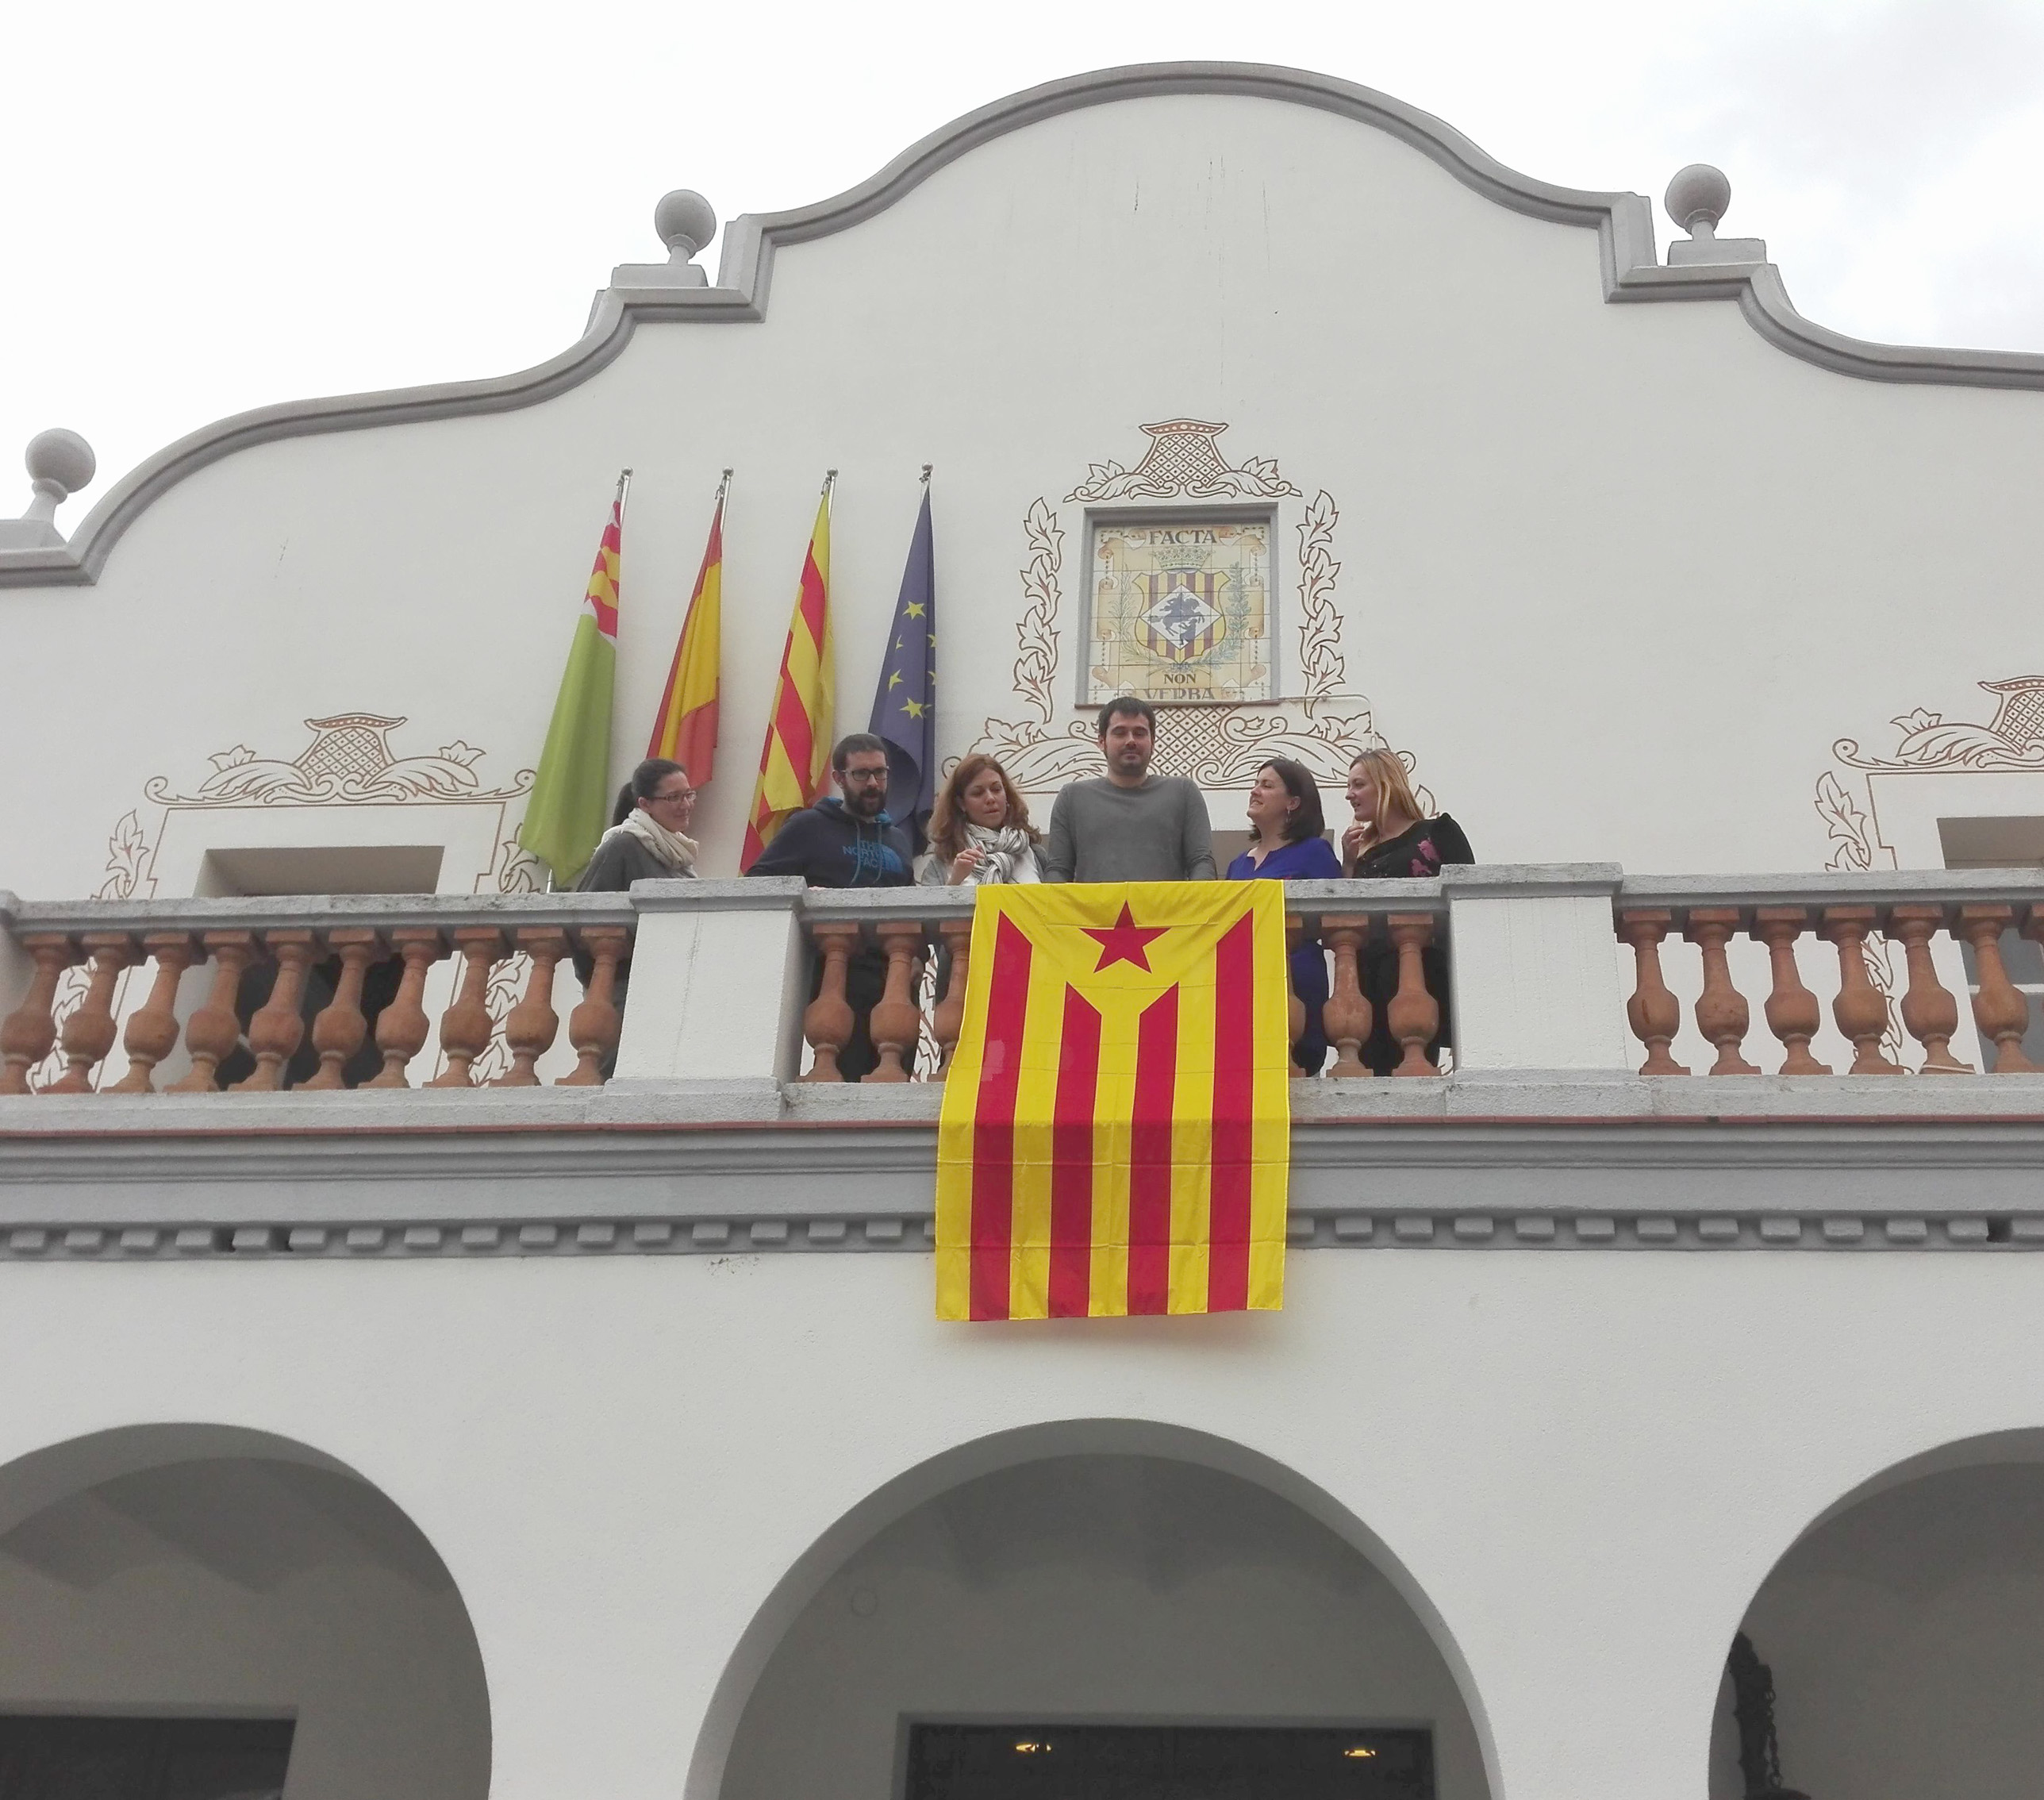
{"left": 1041, "top": 697, "right": 1218, "bottom": 882}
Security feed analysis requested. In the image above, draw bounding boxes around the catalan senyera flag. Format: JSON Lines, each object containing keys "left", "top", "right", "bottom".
{"left": 741, "top": 483, "right": 834, "bottom": 868}
{"left": 936, "top": 882, "right": 1292, "bottom": 1322}
{"left": 520, "top": 478, "right": 624, "bottom": 887}
{"left": 647, "top": 474, "right": 726, "bottom": 784}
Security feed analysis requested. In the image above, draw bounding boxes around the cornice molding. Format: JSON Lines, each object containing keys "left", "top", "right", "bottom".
{"left": 9, "top": 60, "right": 2044, "bottom": 592}
{"left": 6, "top": 1090, "right": 2044, "bottom": 1260}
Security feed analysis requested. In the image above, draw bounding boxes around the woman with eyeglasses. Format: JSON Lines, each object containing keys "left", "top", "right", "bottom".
{"left": 575, "top": 758, "right": 699, "bottom": 891}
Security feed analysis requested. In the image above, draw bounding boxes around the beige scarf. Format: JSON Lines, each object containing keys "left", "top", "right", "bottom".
{"left": 609, "top": 807, "right": 698, "bottom": 873}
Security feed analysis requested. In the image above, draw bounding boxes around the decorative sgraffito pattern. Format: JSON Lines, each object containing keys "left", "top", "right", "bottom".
{"left": 1834, "top": 678, "right": 2044, "bottom": 772}
{"left": 1294, "top": 490, "right": 1346, "bottom": 710}
{"left": 1063, "top": 419, "right": 1300, "bottom": 504}
{"left": 144, "top": 717, "right": 532, "bottom": 807}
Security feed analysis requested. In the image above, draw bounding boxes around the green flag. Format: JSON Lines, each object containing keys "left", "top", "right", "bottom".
{"left": 520, "top": 485, "right": 623, "bottom": 886}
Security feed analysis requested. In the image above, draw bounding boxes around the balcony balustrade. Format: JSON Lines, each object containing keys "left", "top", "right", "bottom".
{"left": 2, "top": 868, "right": 2042, "bottom": 1098}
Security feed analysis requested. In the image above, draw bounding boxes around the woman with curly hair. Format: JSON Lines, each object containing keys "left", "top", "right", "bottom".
{"left": 918, "top": 755, "right": 1043, "bottom": 887}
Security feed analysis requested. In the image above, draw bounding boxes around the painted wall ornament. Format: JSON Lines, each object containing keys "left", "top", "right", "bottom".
{"left": 144, "top": 714, "right": 533, "bottom": 806}
{"left": 1063, "top": 418, "right": 1300, "bottom": 504}
{"left": 1832, "top": 677, "right": 2044, "bottom": 772}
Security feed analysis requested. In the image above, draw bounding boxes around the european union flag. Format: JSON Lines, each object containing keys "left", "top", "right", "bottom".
{"left": 870, "top": 482, "right": 936, "bottom": 850}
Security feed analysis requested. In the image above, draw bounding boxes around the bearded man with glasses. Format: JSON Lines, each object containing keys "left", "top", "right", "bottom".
{"left": 747, "top": 733, "right": 914, "bottom": 1078}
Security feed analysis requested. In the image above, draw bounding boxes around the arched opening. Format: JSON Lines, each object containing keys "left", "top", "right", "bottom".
{"left": 701, "top": 1422, "right": 1493, "bottom": 1800}
{"left": 0, "top": 1424, "right": 490, "bottom": 1800}
{"left": 1711, "top": 1429, "right": 2044, "bottom": 1799}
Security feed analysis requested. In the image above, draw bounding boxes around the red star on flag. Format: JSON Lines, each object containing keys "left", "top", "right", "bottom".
{"left": 1082, "top": 902, "right": 1170, "bottom": 972}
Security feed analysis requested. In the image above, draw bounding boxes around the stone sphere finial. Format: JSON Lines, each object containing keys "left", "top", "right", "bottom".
{"left": 653, "top": 190, "right": 717, "bottom": 264}
{"left": 25, "top": 428, "right": 95, "bottom": 501}
{"left": 1666, "top": 163, "right": 1732, "bottom": 237}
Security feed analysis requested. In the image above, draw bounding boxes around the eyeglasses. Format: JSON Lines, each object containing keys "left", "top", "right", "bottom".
{"left": 649, "top": 787, "right": 697, "bottom": 804}
{"left": 841, "top": 767, "right": 891, "bottom": 785}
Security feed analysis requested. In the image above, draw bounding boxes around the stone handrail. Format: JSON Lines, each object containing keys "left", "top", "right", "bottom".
{"left": 1612, "top": 870, "right": 2044, "bottom": 1076}
{"left": 0, "top": 891, "right": 634, "bottom": 1095}
{"left": 13, "top": 866, "right": 2041, "bottom": 1095}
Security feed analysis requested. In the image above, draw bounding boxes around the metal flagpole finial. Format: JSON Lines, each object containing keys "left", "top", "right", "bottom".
{"left": 715, "top": 467, "right": 733, "bottom": 502}
{"left": 821, "top": 468, "right": 838, "bottom": 494}
{"left": 920, "top": 463, "right": 932, "bottom": 485}
{"left": 614, "top": 467, "right": 633, "bottom": 503}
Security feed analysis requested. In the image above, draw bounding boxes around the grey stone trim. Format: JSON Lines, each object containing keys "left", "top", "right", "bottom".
{"left": 4, "top": 890, "right": 636, "bottom": 937}
{"left": 5, "top": 1079, "right": 2044, "bottom": 1260}
{"left": 1617, "top": 868, "right": 2044, "bottom": 921}
{"left": 11, "top": 65, "right": 2044, "bottom": 593}
{"left": 1442, "top": 863, "right": 1621, "bottom": 900}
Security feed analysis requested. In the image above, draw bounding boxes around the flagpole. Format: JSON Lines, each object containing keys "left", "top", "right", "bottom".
{"left": 920, "top": 463, "right": 932, "bottom": 486}
{"left": 616, "top": 467, "right": 633, "bottom": 511}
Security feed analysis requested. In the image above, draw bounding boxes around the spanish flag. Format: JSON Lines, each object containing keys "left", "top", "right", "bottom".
{"left": 741, "top": 479, "right": 834, "bottom": 868}
{"left": 647, "top": 472, "right": 727, "bottom": 784}
{"left": 936, "top": 882, "right": 1292, "bottom": 1321}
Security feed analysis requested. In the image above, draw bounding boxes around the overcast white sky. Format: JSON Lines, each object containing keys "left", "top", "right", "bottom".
{"left": 6, "top": 0, "right": 2043, "bottom": 521}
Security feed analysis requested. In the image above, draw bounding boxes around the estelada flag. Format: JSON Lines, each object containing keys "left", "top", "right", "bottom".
{"left": 936, "top": 881, "right": 1291, "bottom": 1321}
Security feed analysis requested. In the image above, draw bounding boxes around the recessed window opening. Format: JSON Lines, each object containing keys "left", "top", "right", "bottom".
{"left": 196, "top": 845, "right": 444, "bottom": 898}
{"left": 905, "top": 1722, "right": 1435, "bottom": 1799}
{"left": 1940, "top": 817, "right": 2044, "bottom": 1071}
{"left": 0, "top": 1713, "right": 294, "bottom": 1800}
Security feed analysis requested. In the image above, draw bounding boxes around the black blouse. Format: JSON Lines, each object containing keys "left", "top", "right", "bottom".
{"left": 1349, "top": 813, "right": 1474, "bottom": 880}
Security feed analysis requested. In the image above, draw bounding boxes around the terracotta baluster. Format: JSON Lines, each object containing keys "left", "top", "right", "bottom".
{"left": 864, "top": 922, "right": 926, "bottom": 1083}
{"left": 1888, "top": 904, "right": 1972, "bottom": 1074}
{"left": 229, "top": 930, "right": 315, "bottom": 1092}
{"left": 1750, "top": 908, "right": 1830, "bottom": 1075}
{"left": 1320, "top": 917, "right": 1374, "bottom": 1079}
{"left": 1, "top": 934, "right": 73, "bottom": 1095}
{"left": 1619, "top": 910, "right": 1689, "bottom": 1076}
{"left": 1684, "top": 909, "right": 1758, "bottom": 1075}
{"left": 1959, "top": 905, "right": 2036, "bottom": 1073}
{"left": 559, "top": 926, "right": 630, "bottom": 1086}
{"left": 932, "top": 918, "right": 974, "bottom": 1074}
{"left": 428, "top": 927, "right": 504, "bottom": 1088}
{"left": 368, "top": 929, "right": 445, "bottom": 1088}
{"left": 301, "top": 929, "right": 379, "bottom": 1090}
{"left": 494, "top": 928, "right": 567, "bottom": 1087}
{"left": 167, "top": 932, "right": 256, "bottom": 1093}
{"left": 1285, "top": 917, "right": 1307, "bottom": 1056}
{"left": 801, "top": 924, "right": 859, "bottom": 1083}
{"left": 108, "top": 933, "right": 198, "bottom": 1094}
{"left": 44, "top": 933, "right": 136, "bottom": 1094}
{"left": 1385, "top": 914, "right": 1441, "bottom": 1078}
{"left": 1819, "top": 906, "right": 1903, "bottom": 1075}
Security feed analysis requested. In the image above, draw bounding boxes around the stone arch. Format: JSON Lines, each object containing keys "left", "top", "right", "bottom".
{"left": 1710, "top": 1426, "right": 2044, "bottom": 1800}
{"left": 685, "top": 1416, "right": 1499, "bottom": 1800}
{"left": 0, "top": 1421, "right": 492, "bottom": 1800}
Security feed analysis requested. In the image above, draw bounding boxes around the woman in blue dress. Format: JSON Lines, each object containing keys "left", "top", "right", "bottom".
{"left": 1225, "top": 758, "right": 1342, "bottom": 1074}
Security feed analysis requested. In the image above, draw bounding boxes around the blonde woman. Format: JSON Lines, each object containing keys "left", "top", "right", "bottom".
{"left": 919, "top": 755, "right": 1043, "bottom": 886}
{"left": 1341, "top": 748, "right": 1472, "bottom": 1073}
{"left": 1342, "top": 748, "right": 1472, "bottom": 878}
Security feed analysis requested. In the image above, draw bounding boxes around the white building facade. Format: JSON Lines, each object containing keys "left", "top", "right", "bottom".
{"left": 3, "top": 61, "right": 2044, "bottom": 1800}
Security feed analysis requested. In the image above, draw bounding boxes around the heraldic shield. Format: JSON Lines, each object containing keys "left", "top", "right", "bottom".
{"left": 1134, "top": 570, "right": 1228, "bottom": 662}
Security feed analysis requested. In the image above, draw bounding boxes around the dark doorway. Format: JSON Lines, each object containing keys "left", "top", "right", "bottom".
{"left": 906, "top": 1723, "right": 1435, "bottom": 1799}
{"left": 0, "top": 1716, "right": 294, "bottom": 1800}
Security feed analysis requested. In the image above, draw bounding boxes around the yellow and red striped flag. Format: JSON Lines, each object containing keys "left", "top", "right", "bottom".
{"left": 936, "top": 882, "right": 1292, "bottom": 1322}
{"left": 741, "top": 479, "right": 834, "bottom": 868}
{"left": 647, "top": 471, "right": 728, "bottom": 784}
